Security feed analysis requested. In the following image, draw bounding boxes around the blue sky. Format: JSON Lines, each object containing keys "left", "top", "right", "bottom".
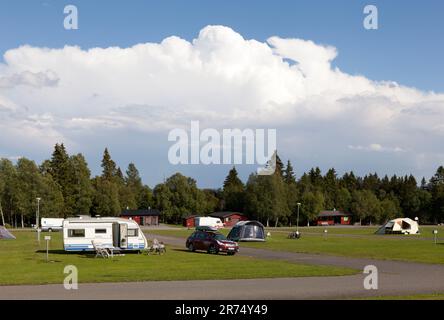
{"left": 1, "top": 0, "right": 443, "bottom": 91}
{"left": 0, "top": 1, "right": 443, "bottom": 188}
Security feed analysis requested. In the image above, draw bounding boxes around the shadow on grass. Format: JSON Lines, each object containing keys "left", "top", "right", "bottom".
{"left": 34, "top": 249, "right": 146, "bottom": 261}
{"left": 172, "top": 248, "right": 212, "bottom": 254}
{"left": 171, "top": 248, "right": 234, "bottom": 256}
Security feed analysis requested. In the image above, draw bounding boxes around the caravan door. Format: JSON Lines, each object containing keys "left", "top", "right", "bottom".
{"left": 112, "top": 223, "right": 120, "bottom": 247}
{"left": 120, "top": 223, "right": 128, "bottom": 249}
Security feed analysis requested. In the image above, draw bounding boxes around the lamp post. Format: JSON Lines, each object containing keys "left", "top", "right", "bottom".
{"left": 36, "top": 197, "right": 41, "bottom": 229}
{"left": 296, "top": 202, "right": 301, "bottom": 235}
{"left": 36, "top": 197, "right": 41, "bottom": 243}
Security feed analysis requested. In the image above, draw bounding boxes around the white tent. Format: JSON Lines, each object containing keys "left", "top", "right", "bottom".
{"left": 0, "top": 226, "right": 16, "bottom": 239}
{"left": 375, "top": 218, "right": 419, "bottom": 235}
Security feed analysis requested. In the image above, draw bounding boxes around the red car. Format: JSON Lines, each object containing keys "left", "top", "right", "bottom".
{"left": 186, "top": 230, "right": 239, "bottom": 255}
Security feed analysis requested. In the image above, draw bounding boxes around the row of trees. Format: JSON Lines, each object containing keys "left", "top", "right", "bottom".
{"left": 222, "top": 157, "right": 444, "bottom": 226}
{"left": 1, "top": 144, "right": 444, "bottom": 227}
{"left": 0, "top": 144, "right": 152, "bottom": 227}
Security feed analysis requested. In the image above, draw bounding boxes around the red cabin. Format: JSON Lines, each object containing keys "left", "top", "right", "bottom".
{"left": 183, "top": 215, "right": 200, "bottom": 228}
{"left": 209, "top": 212, "right": 248, "bottom": 227}
{"left": 317, "top": 210, "right": 352, "bottom": 226}
{"left": 120, "top": 209, "right": 160, "bottom": 226}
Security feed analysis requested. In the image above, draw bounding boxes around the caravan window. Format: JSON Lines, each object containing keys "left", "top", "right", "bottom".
{"left": 68, "top": 229, "right": 85, "bottom": 237}
{"left": 128, "top": 229, "right": 139, "bottom": 237}
{"left": 95, "top": 229, "right": 107, "bottom": 234}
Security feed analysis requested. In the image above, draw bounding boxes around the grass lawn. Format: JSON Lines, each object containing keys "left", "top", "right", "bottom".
{"left": 148, "top": 226, "right": 444, "bottom": 265}
{"left": 358, "top": 293, "right": 444, "bottom": 300}
{"left": 269, "top": 225, "right": 444, "bottom": 238}
{"left": 0, "top": 230, "right": 356, "bottom": 286}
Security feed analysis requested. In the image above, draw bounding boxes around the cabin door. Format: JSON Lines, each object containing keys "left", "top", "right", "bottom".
{"left": 120, "top": 224, "right": 128, "bottom": 248}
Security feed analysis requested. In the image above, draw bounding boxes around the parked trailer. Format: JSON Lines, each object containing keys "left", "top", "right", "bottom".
{"left": 41, "top": 218, "right": 64, "bottom": 232}
{"left": 63, "top": 217, "right": 147, "bottom": 252}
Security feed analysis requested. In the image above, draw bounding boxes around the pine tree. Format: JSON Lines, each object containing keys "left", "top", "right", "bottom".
{"left": 275, "top": 153, "right": 284, "bottom": 177}
{"left": 429, "top": 166, "right": 444, "bottom": 223}
{"left": 283, "top": 160, "right": 296, "bottom": 185}
{"left": 68, "top": 154, "right": 93, "bottom": 216}
{"left": 49, "top": 143, "right": 69, "bottom": 185}
{"left": 324, "top": 168, "right": 338, "bottom": 209}
{"left": 49, "top": 143, "right": 83, "bottom": 217}
{"left": 222, "top": 167, "right": 245, "bottom": 212}
{"left": 101, "top": 148, "right": 117, "bottom": 180}
{"left": 308, "top": 167, "right": 323, "bottom": 191}
{"left": 126, "top": 163, "right": 142, "bottom": 189}
{"left": 125, "top": 163, "right": 152, "bottom": 209}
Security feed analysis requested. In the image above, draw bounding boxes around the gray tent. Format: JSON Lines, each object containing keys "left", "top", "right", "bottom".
{"left": 227, "top": 221, "right": 265, "bottom": 242}
{"left": 0, "top": 226, "right": 16, "bottom": 239}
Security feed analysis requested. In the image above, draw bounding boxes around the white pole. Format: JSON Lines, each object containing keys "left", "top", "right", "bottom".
{"left": 36, "top": 197, "right": 41, "bottom": 243}
{"left": 296, "top": 203, "right": 301, "bottom": 234}
{"left": 36, "top": 198, "right": 41, "bottom": 229}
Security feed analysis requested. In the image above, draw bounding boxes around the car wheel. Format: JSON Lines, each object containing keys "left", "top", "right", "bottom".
{"left": 208, "top": 245, "right": 219, "bottom": 254}
{"left": 227, "top": 252, "right": 235, "bottom": 256}
{"left": 188, "top": 243, "right": 195, "bottom": 252}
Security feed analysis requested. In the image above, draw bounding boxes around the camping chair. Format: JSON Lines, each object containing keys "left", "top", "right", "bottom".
{"left": 152, "top": 238, "right": 166, "bottom": 255}
{"left": 144, "top": 238, "right": 166, "bottom": 255}
{"left": 92, "top": 240, "right": 110, "bottom": 258}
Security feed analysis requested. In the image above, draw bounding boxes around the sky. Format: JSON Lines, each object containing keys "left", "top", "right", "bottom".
{"left": 0, "top": 0, "right": 443, "bottom": 188}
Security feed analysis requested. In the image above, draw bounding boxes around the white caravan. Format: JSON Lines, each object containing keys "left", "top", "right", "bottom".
{"left": 195, "top": 216, "right": 224, "bottom": 229}
{"left": 63, "top": 217, "right": 147, "bottom": 252}
{"left": 41, "top": 218, "right": 64, "bottom": 232}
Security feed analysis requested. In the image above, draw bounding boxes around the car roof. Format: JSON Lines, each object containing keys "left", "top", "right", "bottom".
{"left": 193, "top": 230, "right": 222, "bottom": 235}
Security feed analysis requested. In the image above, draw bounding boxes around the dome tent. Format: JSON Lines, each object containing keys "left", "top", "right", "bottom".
{"left": 375, "top": 218, "right": 419, "bottom": 235}
{"left": 0, "top": 226, "right": 16, "bottom": 239}
{"left": 227, "top": 221, "right": 265, "bottom": 242}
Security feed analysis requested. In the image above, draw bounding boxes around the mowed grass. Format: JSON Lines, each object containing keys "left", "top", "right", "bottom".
{"left": 0, "top": 231, "right": 356, "bottom": 286}
{"left": 358, "top": 293, "right": 444, "bottom": 300}
{"left": 269, "top": 225, "right": 444, "bottom": 238}
{"left": 149, "top": 226, "right": 444, "bottom": 265}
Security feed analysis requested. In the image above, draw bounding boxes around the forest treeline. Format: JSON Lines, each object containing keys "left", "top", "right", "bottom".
{"left": 1, "top": 143, "right": 444, "bottom": 227}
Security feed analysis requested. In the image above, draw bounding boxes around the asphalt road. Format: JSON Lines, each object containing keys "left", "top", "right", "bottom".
{"left": 1, "top": 234, "right": 444, "bottom": 299}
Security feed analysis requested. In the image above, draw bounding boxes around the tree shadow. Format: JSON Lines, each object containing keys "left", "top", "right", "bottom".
{"left": 171, "top": 248, "right": 232, "bottom": 256}
{"left": 35, "top": 249, "right": 72, "bottom": 255}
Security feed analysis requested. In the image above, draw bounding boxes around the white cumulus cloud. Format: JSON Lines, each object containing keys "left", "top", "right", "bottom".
{"left": 0, "top": 25, "right": 443, "bottom": 182}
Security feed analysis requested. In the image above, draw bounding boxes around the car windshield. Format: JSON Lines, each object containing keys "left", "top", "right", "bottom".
{"left": 211, "top": 233, "right": 227, "bottom": 240}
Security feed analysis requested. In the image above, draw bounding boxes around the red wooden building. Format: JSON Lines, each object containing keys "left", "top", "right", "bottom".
{"left": 183, "top": 215, "right": 200, "bottom": 228}
{"left": 209, "top": 212, "right": 248, "bottom": 227}
{"left": 120, "top": 209, "right": 160, "bottom": 226}
{"left": 316, "top": 210, "right": 352, "bottom": 226}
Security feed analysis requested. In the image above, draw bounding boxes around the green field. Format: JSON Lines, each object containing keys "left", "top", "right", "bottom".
{"left": 358, "top": 293, "right": 444, "bottom": 300}
{"left": 149, "top": 225, "right": 444, "bottom": 265}
{"left": 0, "top": 230, "right": 356, "bottom": 286}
